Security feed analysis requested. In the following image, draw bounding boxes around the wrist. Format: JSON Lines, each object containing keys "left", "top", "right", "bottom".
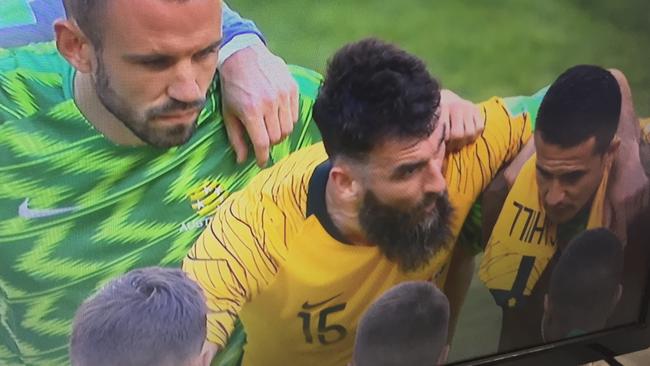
{"left": 218, "top": 34, "right": 265, "bottom": 67}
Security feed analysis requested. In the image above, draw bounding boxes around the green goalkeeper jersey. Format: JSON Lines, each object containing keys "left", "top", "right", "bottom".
{"left": 0, "top": 42, "right": 323, "bottom": 366}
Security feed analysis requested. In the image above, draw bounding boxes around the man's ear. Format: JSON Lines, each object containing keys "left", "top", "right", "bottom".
{"left": 54, "top": 19, "right": 95, "bottom": 73}
{"left": 603, "top": 136, "right": 621, "bottom": 167}
{"left": 330, "top": 163, "right": 363, "bottom": 203}
{"left": 610, "top": 284, "right": 623, "bottom": 314}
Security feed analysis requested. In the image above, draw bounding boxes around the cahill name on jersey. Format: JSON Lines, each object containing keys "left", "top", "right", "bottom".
{"left": 183, "top": 97, "right": 533, "bottom": 366}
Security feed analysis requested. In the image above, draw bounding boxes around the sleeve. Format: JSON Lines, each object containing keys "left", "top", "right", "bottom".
{"left": 221, "top": 1, "right": 265, "bottom": 48}
{"left": 445, "top": 97, "right": 534, "bottom": 203}
{"left": 182, "top": 179, "right": 287, "bottom": 347}
{"left": 502, "top": 85, "right": 549, "bottom": 131}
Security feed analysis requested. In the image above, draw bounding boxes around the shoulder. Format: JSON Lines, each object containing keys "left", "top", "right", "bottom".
{"left": 233, "top": 143, "right": 328, "bottom": 214}
{"left": 288, "top": 65, "right": 322, "bottom": 101}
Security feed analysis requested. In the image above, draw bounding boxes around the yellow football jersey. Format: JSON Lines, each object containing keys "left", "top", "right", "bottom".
{"left": 183, "top": 97, "right": 531, "bottom": 366}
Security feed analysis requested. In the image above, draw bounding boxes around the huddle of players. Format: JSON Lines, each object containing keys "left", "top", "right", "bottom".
{"left": 68, "top": 228, "right": 623, "bottom": 366}
{"left": 67, "top": 40, "right": 639, "bottom": 366}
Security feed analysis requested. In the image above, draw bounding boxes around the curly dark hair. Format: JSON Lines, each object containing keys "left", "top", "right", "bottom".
{"left": 313, "top": 38, "right": 441, "bottom": 160}
{"left": 537, "top": 65, "right": 621, "bottom": 154}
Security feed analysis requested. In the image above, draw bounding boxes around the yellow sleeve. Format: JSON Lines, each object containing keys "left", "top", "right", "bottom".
{"left": 181, "top": 144, "right": 323, "bottom": 347}
{"left": 445, "top": 97, "right": 532, "bottom": 200}
{"left": 182, "top": 177, "right": 289, "bottom": 347}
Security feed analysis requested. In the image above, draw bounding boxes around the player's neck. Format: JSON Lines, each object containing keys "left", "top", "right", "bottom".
{"left": 74, "top": 72, "right": 145, "bottom": 146}
{"left": 325, "top": 178, "right": 372, "bottom": 246}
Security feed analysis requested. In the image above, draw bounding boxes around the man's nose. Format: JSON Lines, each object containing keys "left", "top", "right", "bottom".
{"left": 545, "top": 180, "right": 566, "bottom": 207}
{"left": 424, "top": 160, "right": 447, "bottom": 194}
{"left": 167, "top": 61, "right": 203, "bottom": 103}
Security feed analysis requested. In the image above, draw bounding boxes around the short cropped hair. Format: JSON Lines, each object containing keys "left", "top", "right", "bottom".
{"left": 536, "top": 65, "right": 621, "bottom": 154}
{"left": 70, "top": 267, "right": 207, "bottom": 366}
{"left": 312, "top": 38, "right": 440, "bottom": 161}
{"left": 548, "top": 228, "right": 623, "bottom": 327}
{"left": 353, "top": 281, "right": 450, "bottom": 366}
{"left": 63, "top": 0, "right": 190, "bottom": 48}
{"left": 62, "top": 0, "right": 108, "bottom": 47}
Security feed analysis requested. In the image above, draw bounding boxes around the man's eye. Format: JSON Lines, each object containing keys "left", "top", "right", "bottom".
{"left": 395, "top": 165, "right": 420, "bottom": 179}
{"left": 562, "top": 172, "right": 584, "bottom": 184}
{"left": 141, "top": 59, "right": 172, "bottom": 70}
{"left": 537, "top": 168, "right": 551, "bottom": 180}
{"left": 195, "top": 48, "right": 218, "bottom": 60}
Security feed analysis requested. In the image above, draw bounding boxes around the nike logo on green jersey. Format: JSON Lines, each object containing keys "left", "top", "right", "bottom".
{"left": 18, "top": 198, "right": 77, "bottom": 219}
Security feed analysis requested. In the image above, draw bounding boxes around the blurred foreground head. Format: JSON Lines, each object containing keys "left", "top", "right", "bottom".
{"left": 353, "top": 281, "right": 450, "bottom": 366}
{"left": 543, "top": 228, "right": 623, "bottom": 341}
{"left": 70, "top": 267, "right": 208, "bottom": 366}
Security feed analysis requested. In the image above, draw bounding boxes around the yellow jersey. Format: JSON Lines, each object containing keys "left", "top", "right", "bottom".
{"left": 183, "top": 97, "right": 531, "bottom": 366}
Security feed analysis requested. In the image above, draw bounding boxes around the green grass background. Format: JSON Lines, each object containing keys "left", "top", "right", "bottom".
{"left": 231, "top": 0, "right": 649, "bottom": 362}
{"left": 234, "top": 0, "right": 649, "bottom": 116}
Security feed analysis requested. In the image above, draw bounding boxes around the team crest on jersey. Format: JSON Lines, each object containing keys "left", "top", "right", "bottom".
{"left": 179, "top": 181, "right": 230, "bottom": 233}
{"left": 189, "top": 180, "right": 229, "bottom": 216}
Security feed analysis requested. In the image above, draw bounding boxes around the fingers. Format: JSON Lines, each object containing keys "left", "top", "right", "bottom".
{"left": 472, "top": 105, "right": 485, "bottom": 138}
{"left": 448, "top": 103, "right": 466, "bottom": 152}
{"left": 246, "top": 114, "right": 271, "bottom": 167}
{"left": 264, "top": 97, "right": 282, "bottom": 146}
{"left": 277, "top": 81, "right": 296, "bottom": 142}
{"left": 289, "top": 79, "right": 299, "bottom": 125}
{"left": 223, "top": 108, "right": 249, "bottom": 164}
{"left": 219, "top": 44, "right": 300, "bottom": 167}
{"left": 438, "top": 103, "right": 451, "bottom": 143}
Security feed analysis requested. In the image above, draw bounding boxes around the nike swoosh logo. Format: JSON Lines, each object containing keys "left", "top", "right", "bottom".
{"left": 18, "top": 198, "right": 77, "bottom": 219}
{"left": 302, "top": 293, "right": 343, "bottom": 310}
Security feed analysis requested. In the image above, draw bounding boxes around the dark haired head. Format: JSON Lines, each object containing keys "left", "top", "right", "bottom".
{"left": 543, "top": 228, "right": 623, "bottom": 341}
{"left": 353, "top": 281, "right": 450, "bottom": 366}
{"left": 313, "top": 38, "right": 440, "bottom": 161}
{"left": 536, "top": 65, "right": 621, "bottom": 154}
{"left": 70, "top": 267, "right": 207, "bottom": 366}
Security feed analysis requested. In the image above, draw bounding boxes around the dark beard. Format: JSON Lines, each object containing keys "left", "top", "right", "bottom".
{"left": 358, "top": 190, "right": 454, "bottom": 272}
{"left": 94, "top": 58, "right": 203, "bottom": 148}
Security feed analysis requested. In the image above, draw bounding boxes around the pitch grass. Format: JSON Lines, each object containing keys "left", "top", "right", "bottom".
{"left": 234, "top": 0, "right": 649, "bottom": 116}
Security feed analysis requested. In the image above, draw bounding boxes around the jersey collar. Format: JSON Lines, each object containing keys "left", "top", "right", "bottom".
{"left": 306, "top": 161, "right": 352, "bottom": 245}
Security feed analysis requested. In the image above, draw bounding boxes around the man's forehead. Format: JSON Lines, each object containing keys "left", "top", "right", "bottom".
{"left": 535, "top": 134, "right": 600, "bottom": 170}
{"left": 104, "top": 0, "right": 221, "bottom": 49}
{"left": 370, "top": 123, "right": 444, "bottom": 166}
{"left": 535, "top": 134, "right": 599, "bottom": 159}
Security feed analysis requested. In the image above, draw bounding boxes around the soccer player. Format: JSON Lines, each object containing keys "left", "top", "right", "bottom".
{"left": 352, "top": 281, "right": 450, "bottom": 366}
{"left": 0, "top": 0, "right": 323, "bottom": 364}
{"left": 541, "top": 229, "right": 624, "bottom": 342}
{"left": 0, "top": 2, "right": 482, "bottom": 365}
{"left": 477, "top": 65, "right": 650, "bottom": 351}
{"left": 184, "top": 37, "right": 536, "bottom": 366}
{"left": 70, "top": 267, "right": 209, "bottom": 366}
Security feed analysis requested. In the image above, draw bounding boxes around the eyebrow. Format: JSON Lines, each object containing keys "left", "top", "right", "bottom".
{"left": 122, "top": 39, "right": 222, "bottom": 63}
{"left": 392, "top": 160, "right": 429, "bottom": 179}
{"left": 536, "top": 164, "right": 588, "bottom": 177}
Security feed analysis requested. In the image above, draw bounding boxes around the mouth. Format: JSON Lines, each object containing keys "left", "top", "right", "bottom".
{"left": 155, "top": 109, "right": 199, "bottom": 123}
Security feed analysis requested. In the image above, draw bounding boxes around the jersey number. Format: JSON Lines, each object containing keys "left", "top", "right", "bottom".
{"left": 297, "top": 303, "right": 348, "bottom": 345}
